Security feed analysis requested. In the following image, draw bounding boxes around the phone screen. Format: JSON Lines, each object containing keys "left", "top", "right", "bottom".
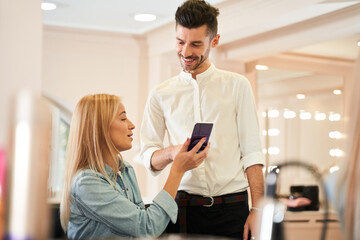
{"left": 187, "top": 123, "right": 213, "bottom": 152}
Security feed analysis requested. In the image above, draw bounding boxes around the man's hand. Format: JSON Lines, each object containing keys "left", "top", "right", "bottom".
{"left": 244, "top": 164, "right": 264, "bottom": 240}
{"left": 150, "top": 144, "right": 182, "bottom": 171}
{"left": 243, "top": 209, "right": 258, "bottom": 240}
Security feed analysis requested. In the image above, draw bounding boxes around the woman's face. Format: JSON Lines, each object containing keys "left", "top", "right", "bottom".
{"left": 109, "top": 102, "right": 135, "bottom": 152}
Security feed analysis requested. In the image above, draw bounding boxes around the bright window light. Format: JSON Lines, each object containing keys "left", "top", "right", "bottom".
{"left": 299, "top": 111, "right": 311, "bottom": 120}
{"left": 333, "top": 89, "right": 342, "bottom": 95}
{"left": 256, "top": 65, "right": 269, "bottom": 70}
{"left": 262, "top": 148, "right": 267, "bottom": 154}
{"left": 314, "top": 112, "right": 326, "bottom": 121}
{"left": 296, "top": 94, "right": 306, "bottom": 99}
{"left": 262, "top": 111, "right": 267, "bottom": 117}
{"left": 357, "top": 40, "right": 360, "bottom": 47}
{"left": 329, "top": 131, "right": 342, "bottom": 139}
{"left": 134, "top": 13, "right": 156, "bottom": 22}
{"left": 329, "top": 113, "right": 341, "bottom": 121}
{"left": 268, "top": 109, "right": 279, "bottom": 118}
{"left": 283, "top": 110, "right": 296, "bottom": 119}
{"left": 268, "top": 128, "right": 280, "bottom": 136}
{"left": 41, "top": 2, "right": 56, "bottom": 10}
{"left": 268, "top": 147, "right": 280, "bottom": 155}
{"left": 262, "top": 130, "right": 267, "bottom": 136}
{"left": 329, "top": 148, "right": 344, "bottom": 157}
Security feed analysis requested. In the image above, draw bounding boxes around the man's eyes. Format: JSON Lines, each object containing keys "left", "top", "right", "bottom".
{"left": 177, "top": 42, "right": 202, "bottom": 47}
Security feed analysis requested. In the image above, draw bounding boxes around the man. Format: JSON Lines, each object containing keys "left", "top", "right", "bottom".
{"left": 140, "top": 0, "right": 264, "bottom": 239}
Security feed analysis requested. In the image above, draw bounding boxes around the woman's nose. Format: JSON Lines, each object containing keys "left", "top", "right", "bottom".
{"left": 129, "top": 120, "right": 135, "bottom": 130}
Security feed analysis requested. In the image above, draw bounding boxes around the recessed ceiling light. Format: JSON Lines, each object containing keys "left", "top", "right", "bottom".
{"left": 296, "top": 94, "right": 306, "bottom": 99}
{"left": 255, "top": 64, "right": 268, "bottom": 70}
{"left": 333, "top": 89, "right": 342, "bottom": 95}
{"left": 134, "top": 13, "right": 156, "bottom": 22}
{"left": 41, "top": 2, "right": 56, "bottom": 11}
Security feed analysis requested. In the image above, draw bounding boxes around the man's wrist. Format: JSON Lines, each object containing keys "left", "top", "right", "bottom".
{"left": 170, "top": 145, "right": 181, "bottom": 160}
{"left": 250, "top": 207, "right": 261, "bottom": 212}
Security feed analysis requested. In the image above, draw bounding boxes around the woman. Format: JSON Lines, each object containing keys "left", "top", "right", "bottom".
{"left": 60, "top": 94, "right": 209, "bottom": 239}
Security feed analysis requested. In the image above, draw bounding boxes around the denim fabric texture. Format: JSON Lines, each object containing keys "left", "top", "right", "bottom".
{"left": 67, "top": 160, "right": 177, "bottom": 239}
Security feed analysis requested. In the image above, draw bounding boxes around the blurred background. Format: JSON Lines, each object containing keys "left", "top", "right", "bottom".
{"left": 1, "top": 0, "right": 359, "bottom": 239}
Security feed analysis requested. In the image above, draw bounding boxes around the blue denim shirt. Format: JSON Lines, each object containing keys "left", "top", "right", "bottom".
{"left": 67, "top": 161, "right": 177, "bottom": 239}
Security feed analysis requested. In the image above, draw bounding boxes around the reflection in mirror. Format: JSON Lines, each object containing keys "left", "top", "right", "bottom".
{"left": 257, "top": 66, "right": 344, "bottom": 199}
{"left": 254, "top": 33, "right": 359, "bottom": 205}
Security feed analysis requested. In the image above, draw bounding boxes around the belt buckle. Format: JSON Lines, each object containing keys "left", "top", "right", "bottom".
{"left": 203, "top": 196, "right": 214, "bottom": 207}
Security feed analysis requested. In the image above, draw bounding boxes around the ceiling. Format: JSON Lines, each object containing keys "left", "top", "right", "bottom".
{"left": 42, "top": 0, "right": 360, "bottom": 83}
{"left": 42, "top": 0, "right": 360, "bottom": 58}
{"left": 42, "top": 0, "right": 226, "bottom": 34}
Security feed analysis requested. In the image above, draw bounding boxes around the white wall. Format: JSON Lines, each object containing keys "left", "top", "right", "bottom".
{"left": 42, "top": 26, "right": 149, "bottom": 194}
{"left": 0, "top": 0, "right": 43, "bottom": 149}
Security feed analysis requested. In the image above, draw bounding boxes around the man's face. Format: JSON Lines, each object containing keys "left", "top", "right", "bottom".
{"left": 176, "top": 24, "right": 219, "bottom": 77}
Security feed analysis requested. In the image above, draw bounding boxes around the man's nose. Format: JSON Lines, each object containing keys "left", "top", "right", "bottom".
{"left": 182, "top": 44, "right": 192, "bottom": 58}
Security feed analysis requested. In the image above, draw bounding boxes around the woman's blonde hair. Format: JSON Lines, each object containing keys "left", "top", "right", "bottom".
{"left": 60, "top": 94, "right": 122, "bottom": 231}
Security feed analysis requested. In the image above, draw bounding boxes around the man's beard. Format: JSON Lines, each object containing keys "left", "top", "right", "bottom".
{"left": 179, "top": 47, "right": 210, "bottom": 73}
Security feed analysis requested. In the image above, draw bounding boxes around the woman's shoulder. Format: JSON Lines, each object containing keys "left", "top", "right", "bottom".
{"left": 71, "top": 169, "right": 108, "bottom": 189}
{"left": 73, "top": 168, "right": 102, "bottom": 179}
{"left": 122, "top": 161, "right": 134, "bottom": 170}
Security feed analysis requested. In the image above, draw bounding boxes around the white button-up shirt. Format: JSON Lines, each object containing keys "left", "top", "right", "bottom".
{"left": 140, "top": 64, "right": 264, "bottom": 197}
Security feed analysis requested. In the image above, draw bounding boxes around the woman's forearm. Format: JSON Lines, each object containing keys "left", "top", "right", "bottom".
{"left": 163, "top": 167, "right": 184, "bottom": 199}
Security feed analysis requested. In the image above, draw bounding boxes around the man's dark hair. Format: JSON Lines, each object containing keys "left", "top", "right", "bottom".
{"left": 175, "top": 0, "right": 220, "bottom": 38}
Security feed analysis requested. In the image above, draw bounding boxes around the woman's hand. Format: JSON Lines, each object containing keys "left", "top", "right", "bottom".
{"left": 163, "top": 138, "right": 210, "bottom": 199}
{"left": 171, "top": 137, "right": 210, "bottom": 174}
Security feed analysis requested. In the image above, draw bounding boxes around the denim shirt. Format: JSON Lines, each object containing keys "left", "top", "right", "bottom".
{"left": 67, "top": 161, "right": 178, "bottom": 239}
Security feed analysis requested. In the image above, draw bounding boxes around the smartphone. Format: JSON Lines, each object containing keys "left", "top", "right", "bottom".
{"left": 187, "top": 123, "right": 213, "bottom": 153}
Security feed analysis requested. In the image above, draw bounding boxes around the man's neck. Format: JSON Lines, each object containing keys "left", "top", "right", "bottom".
{"left": 189, "top": 62, "right": 212, "bottom": 80}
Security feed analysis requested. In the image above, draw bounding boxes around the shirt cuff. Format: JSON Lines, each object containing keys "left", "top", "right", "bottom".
{"left": 153, "top": 189, "right": 178, "bottom": 224}
{"left": 242, "top": 152, "right": 265, "bottom": 170}
{"left": 142, "top": 147, "right": 163, "bottom": 177}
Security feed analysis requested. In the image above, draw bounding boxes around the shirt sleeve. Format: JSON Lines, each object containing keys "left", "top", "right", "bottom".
{"left": 72, "top": 174, "right": 177, "bottom": 238}
{"left": 236, "top": 76, "right": 265, "bottom": 170}
{"left": 140, "top": 89, "right": 166, "bottom": 176}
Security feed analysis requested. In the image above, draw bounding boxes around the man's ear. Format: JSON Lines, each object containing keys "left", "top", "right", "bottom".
{"left": 211, "top": 34, "right": 220, "bottom": 48}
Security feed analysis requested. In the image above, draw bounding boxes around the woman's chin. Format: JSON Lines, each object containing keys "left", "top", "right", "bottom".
{"left": 117, "top": 144, "right": 132, "bottom": 152}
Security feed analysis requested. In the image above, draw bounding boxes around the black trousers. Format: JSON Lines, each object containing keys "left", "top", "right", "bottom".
{"left": 164, "top": 191, "right": 250, "bottom": 239}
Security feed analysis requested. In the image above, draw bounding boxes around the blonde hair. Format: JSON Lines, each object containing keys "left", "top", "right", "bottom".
{"left": 337, "top": 51, "right": 360, "bottom": 239}
{"left": 60, "top": 94, "right": 122, "bottom": 231}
